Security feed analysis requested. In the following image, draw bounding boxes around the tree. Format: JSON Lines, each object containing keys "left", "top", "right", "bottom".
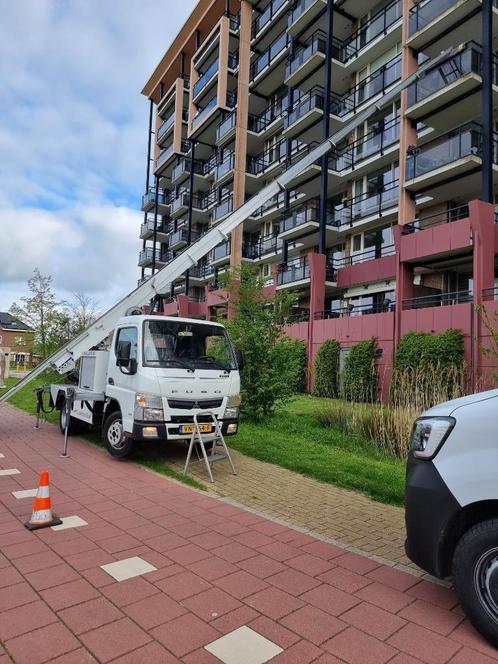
{"left": 219, "top": 264, "right": 302, "bottom": 419}
{"left": 10, "top": 270, "right": 99, "bottom": 359}
{"left": 10, "top": 268, "right": 61, "bottom": 359}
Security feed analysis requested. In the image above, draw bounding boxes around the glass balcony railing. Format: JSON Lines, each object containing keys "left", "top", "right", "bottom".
{"left": 259, "top": 232, "right": 283, "bottom": 255}
{"left": 215, "top": 153, "right": 235, "bottom": 181}
{"left": 329, "top": 181, "right": 400, "bottom": 226}
{"left": 171, "top": 192, "right": 189, "bottom": 214}
{"left": 157, "top": 112, "right": 176, "bottom": 143}
{"left": 160, "top": 250, "right": 174, "bottom": 263}
{"left": 335, "top": 243, "right": 395, "bottom": 268}
{"left": 277, "top": 257, "right": 310, "bottom": 285}
{"left": 212, "top": 195, "right": 233, "bottom": 222}
{"left": 251, "top": 31, "right": 288, "bottom": 81}
{"left": 342, "top": 0, "right": 402, "bottom": 62}
{"left": 212, "top": 240, "right": 231, "bottom": 262}
{"left": 248, "top": 94, "right": 289, "bottom": 133}
{"left": 286, "top": 31, "right": 344, "bottom": 77}
{"left": 141, "top": 188, "right": 167, "bottom": 210}
{"left": 156, "top": 144, "right": 174, "bottom": 169}
{"left": 247, "top": 137, "right": 315, "bottom": 175}
{"left": 192, "top": 96, "right": 218, "bottom": 130}
{"left": 230, "top": 11, "right": 241, "bottom": 32}
{"left": 408, "top": 44, "right": 483, "bottom": 107}
{"left": 253, "top": 0, "right": 287, "bottom": 38}
{"left": 330, "top": 116, "right": 400, "bottom": 171}
{"left": 193, "top": 59, "right": 219, "bottom": 97}
{"left": 402, "top": 204, "right": 470, "bottom": 233}
{"left": 217, "top": 110, "right": 237, "bottom": 141}
{"left": 139, "top": 248, "right": 160, "bottom": 264}
{"left": 169, "top": 227, "right": 189, "bottom": 248}
{"left": 289, "top": 0, "right": 320, "bottom": 27}
{"left": 281, "top": 200, "right": 319, "bottom": 233}
{"left": 406, "top": 123, "right": 498, "bottom": 181}
{"left": 331, "top": 55, "right": 402, "bottom": 117}
{"left": 284, "top": 87, "right": 324, "bottom": 129}
{"left": 409, "top": 0, "right": 455, "bottom": 36}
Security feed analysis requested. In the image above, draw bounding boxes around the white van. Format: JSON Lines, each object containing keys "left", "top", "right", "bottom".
{"left": 405, "top": 389, "right": 498, "bottom": 646}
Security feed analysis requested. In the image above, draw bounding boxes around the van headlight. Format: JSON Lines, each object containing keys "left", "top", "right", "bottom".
{"left": 224, "top": 394, "right": 240, "bottom": 419}
{"left": 134, "top": 393, "right": 164, "bottom": 421}
{"left": 411, "top": 417, "right": 455, "bottom": 459}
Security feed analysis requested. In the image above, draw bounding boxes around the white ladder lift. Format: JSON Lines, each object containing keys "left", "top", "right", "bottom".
{"left": 183, "top": 411, "right": 237, "bottom": 483}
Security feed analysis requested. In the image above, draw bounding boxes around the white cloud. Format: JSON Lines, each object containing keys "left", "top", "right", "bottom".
{"left": 0, "top": 0, "right": 197, "bottom": 310}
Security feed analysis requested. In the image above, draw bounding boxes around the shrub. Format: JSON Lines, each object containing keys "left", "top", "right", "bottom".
{"left": 395, "top": 329, "right": 464, "bottom": 370}
{"left": 313, "top": 339, "right": 340, "bottom": 398}
{"left": 291, "top": 339, "right": 308, "bottom": 393}
{"left": 342, "top": 338, "right": 378, "bottom": 402}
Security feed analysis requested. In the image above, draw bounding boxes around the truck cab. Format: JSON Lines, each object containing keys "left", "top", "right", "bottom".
{"left": 405, "top": 389, "right": 498, "bottom": 646}
{"left": 55, "top": 315, "right": 241, "bottom": 458}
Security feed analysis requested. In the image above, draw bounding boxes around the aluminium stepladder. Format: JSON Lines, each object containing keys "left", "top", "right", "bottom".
{"left": 183, "top": 411, "right": 237, "bottom": 483}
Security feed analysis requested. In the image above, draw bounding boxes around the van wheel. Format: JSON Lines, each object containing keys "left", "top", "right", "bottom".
{"left": 59, "top": 401, "right": 81, "bottom": 435}
{"left": 453, "top": 519, "right": 498, "bottom": 647}
{"left": 103, "top": 411, "right": 134, "bottom": 458}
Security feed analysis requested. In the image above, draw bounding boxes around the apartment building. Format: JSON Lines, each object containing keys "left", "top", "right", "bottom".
{"left": 139, "top": 0, "right": 498, "bottom": 392}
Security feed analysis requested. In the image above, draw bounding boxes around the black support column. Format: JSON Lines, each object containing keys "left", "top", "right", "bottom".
{"left": 185, "top": 139, "right": 197, "bottom": 294}
{"left": 482, "top": 0, "right": 493, "bottom": 203}
{"left": 151, "top": 175, "right": 160, "bottom": 275}
{"left": 142, "top": 99, "right": 154, "bottom": 278}
{"left": 319, "top": 0, "right": 334, "bottom": 255}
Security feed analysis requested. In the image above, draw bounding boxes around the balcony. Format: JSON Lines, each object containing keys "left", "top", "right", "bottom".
{"left": 211, "top": 240, "right": 231, "bottom": 264}
{"left": 405, "top": 123, "right": 498, "bottom": 191}
{"left": 159, "top": 250, "right": 174, "bottom": 264}
{"left": 340, "top": 0, "right": 402, "bottom": 66}
{"left": 247, "top": 138, "right": 288, "bottom": 176}
{"left": 242, "top": 241, "right": 260, "bottom": 260}
{"left": 155, "top": 144, "right": 174, "bottom": 171}
{"left": 406, "top": 45, "right": 498, "bottom": 130}
{"left": 283, "top": 87, "right": 324, "bottom": 137}
{"left": 259, "top": 232, "right": 283, "bottom": 256}
{"left": 329, "top": 181, "right": 399, "bottom": 228}
{"left": 215, "top": 152, "right": 235, "bottom": 184}
{"left": 193, "top": 59, "right": 219, "bottom": 98}
{"left": 138, "top": 248, "right": 160, "bottom": 267}
{"left": 277, "top": 256, "right": 310, "bottom": 287}
{"left": 141, "top": 188, "right": 168, "bottom": 212}
{"left": 216, "top": 110, "right": 237, "bottom": 144}
{"left": 331, "top": 55, "right": 402, "bottom": 119}
{"left": 285, "top": 32, "right": 327, "bottom": 87}
{"left": 315, "top": 299, "right": 395, "bottom": 319}
{"left": 170, "top": 192, "right": 190, "bottom": 217}
{"left": 288, "top": 0, "right": 326, "bottom": 35}
{"left": 212, "top": 195, "right": 233, "bottom": 223}
{"left": 157, "top": 112, "right": 176, "bottom": 144}
{"left": 171, "top": 157, "right": 208, "bottom": 184}
{"left": 169, "top": 227, "right": 190, "bottom": 251}
{"left": 140, "top": 218, "right": 171, "bottom": 241}
{"left": 332, "top": 117, "right": 400, "bottom": 175}
{"left": 402, "top": 290, "right": 472, "bottom": 310}
{"left": 192, "top": 96, "right": 218, "bottom": 132}
{"left": 402, "top": 204, "right": 470, "bottom": 234}
{"left": 250, "top": 31, "right": 288, "bottom": 84}
{"left": 248, "top": 94, "right": 289, "bottom": 135}
{"left": 253, "top": 0, "right": 288, "bottom": 39}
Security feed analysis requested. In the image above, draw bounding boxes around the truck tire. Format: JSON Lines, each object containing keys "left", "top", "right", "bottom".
{"left": 453, "top": 519, "right": 498, "bottom": 647}
{"left": 59, "top": 401, "right": 81, "bottom": 435}
{"left": 103, "top": 411, "right": 134, "bottom": 458}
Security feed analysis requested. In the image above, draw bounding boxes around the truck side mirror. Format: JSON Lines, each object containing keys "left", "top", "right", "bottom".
{"left": 235, "top": 348, "right": 244, "bottom": 371}
{"left": 116, "top": 341, "right": 131, "bottom": 367}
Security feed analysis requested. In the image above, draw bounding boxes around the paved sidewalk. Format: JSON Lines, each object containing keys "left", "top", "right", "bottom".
{"left": 166, "top": 448, "right": 409, "bottom": 570}
{"left": 0, "top": 405, "right": 496, "bottom": 664}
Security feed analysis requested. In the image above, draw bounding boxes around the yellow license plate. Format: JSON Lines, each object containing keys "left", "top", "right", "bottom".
{"left": 179, "top": 424, "right": 212, "bottom": 434}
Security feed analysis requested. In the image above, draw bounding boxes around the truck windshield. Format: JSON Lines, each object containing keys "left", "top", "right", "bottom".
{"left": 142, "top": 320, "right": 237, "bottom": 371}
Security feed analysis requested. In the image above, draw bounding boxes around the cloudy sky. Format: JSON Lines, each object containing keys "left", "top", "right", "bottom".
{"left": 0, "top": 0, "right": 197, "bottom": 312}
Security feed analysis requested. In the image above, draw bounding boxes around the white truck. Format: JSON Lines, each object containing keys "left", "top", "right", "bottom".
{"left": 53, "top": 314, "right": 242, "bottom": 457}
{"left": 405, "top": 390, "right": 498, "bottom": 647}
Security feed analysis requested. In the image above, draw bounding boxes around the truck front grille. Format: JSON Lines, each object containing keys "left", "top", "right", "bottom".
{"left": 168, "top": 398, "right": 223, "bottom": 410}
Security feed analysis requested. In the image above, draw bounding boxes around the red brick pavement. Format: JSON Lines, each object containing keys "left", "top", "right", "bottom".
{"left": 0, "top": 404, "right": 496, "bottom": 663}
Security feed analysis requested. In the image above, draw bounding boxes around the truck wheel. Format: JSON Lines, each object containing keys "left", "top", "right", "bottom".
{"left": 59, "top": 401, "right": 81, "bottom": 435}
{"left": 453, "top": 519, "right": 498, "bottom": 647}
{"left": 103, "top": 411, "right": 134, "bottom": 458}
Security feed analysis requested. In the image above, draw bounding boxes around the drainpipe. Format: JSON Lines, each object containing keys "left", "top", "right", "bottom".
{"left": 185, "top": 139, "right": 197, "bottom": 295}
{"left": 481, "top": 0, "right": 493, "bottom": 203}
{"left": 318, "top": 0, "right": 334, "bottom": 255}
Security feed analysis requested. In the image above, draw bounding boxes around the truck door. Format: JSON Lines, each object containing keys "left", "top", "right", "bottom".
{"left": 106, "top": 326, "right": 139, "bottom": 434}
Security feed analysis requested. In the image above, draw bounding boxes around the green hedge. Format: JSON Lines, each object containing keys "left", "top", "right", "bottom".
{"left": 313, "top": 339, "right": 340, "bottom": 398}
{"left": 395, "top": 329, "right": 464, "bottom": 370}
{"left": 342, "top": 338, "right": 378, "bottom": 402}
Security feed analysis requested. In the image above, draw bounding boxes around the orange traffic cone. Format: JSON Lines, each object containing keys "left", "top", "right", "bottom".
{"left": 25, "top": 471, "right": 62, "bottom": 530}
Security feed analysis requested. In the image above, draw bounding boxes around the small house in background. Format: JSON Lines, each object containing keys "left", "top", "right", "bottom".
{"left": 0, "top": 312, "right": 35, "bottom": 373}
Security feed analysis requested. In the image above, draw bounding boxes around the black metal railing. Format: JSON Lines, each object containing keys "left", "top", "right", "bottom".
{"left": 286, "top": 31, "right": 344, "bottom": 78}
{"left": 335, "top": 244, "right": 395, "bottom": 268}
{"left": 277, "top": 257, "right": 310, "bottom": 285}
{"left": 403, "top": 204, "right": 470, "bottom": 233}
{"left": 248, "top": 94, "right": 289, "bottom": 133}
{"left": 141, "top": 188, "right": 168, "bottom": 210}
{"left": 284, "top": 86, "right": 324, "bottom": 130}
{"left": 251, "top": 31, "right": 288, "bottom": 81}
{"left": 157, "top": 112, "right": 176, "bottom": 143}
{"left": 342, "top": 0, "right": 402, "bottom": 62}
{"left": 330, "top": 116, "right": 400, "bottom": 172}
{"left": 215, "top": 152, "right": 235, "bottom": 181}
{"left": 258, "top": 232, "right": 283, "bottom": 255}
{"left": 406, "top": 123, "right": 498, "bottom": 181}
{"left": 212, "top": 195, "right": 233, "bottom": 222}
{"left": 402, "top": 290, "right": 473, "bottom": 310}
{"left": 217, "top": 110, "right": 237, "bottom": 142}
{"left": 192, "top": 96, "right": 218, "bottom": 130}
{"left": 409, "top": 0, "right": 459, "bottom": 36}
{"left": 483, "top": 286, "right": 498, "bottom": 301}
{"left": 315, "top": 300, "right": 396, "bottom": 319}
{"left": 139, "top": 248, "right": 161, "bottom": 264}
{"left": 328, "top": 181, "right": 399, "bottom": 227}
{"left": 169, "top": 227, "right": 189, "bottom": 248}
{"left": 212, "top": 240, "right": 231, "bottom": 262}
{"left": 281, "top": 200, "right": 319, "bottom": 233}
{"left": 253, "top": 0, "right": 288, "bottom": 38}
{"left": 289, "top": 0, "right": 319, "bottom": 27}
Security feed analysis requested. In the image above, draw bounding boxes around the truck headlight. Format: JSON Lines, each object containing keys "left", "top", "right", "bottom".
{"left": 224, "top": 394, "right": 240, "bottom": 420}
{"left": 411, "top": 417, "right": 455, "bottom": 459}
{"left": 134, "top": 394, "right": 164, "bottom": 421}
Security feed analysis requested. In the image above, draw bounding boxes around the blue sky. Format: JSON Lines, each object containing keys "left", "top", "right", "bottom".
{"left": 0, "top": 0, "right": 197, "bottom": 311}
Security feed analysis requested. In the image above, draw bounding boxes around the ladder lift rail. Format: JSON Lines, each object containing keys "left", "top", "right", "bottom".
{"left": 0, "top": 48, "right": 454, "bottom": 406}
